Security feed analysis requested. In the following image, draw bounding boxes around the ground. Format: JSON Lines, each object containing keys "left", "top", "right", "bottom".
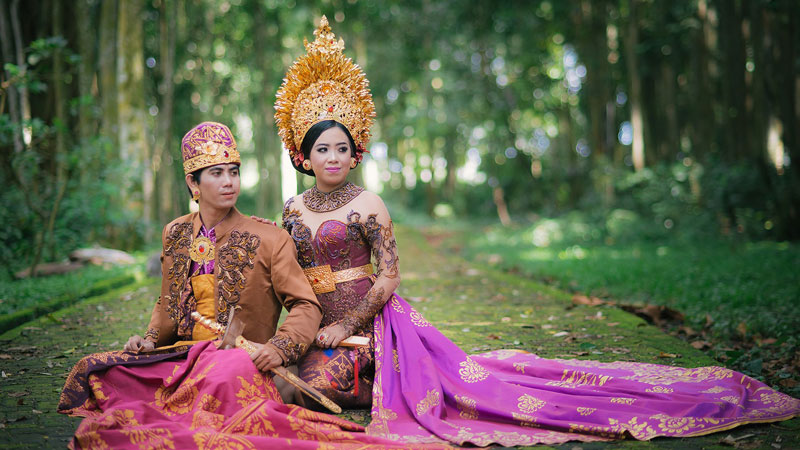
{"left": 0, "top": 226, "right": 797, "bottom": 449}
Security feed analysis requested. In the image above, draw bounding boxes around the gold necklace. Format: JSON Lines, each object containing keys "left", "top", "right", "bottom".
{"left": 188, "top": 209, "right": 231, "bottom": 264}
{"left": 303, "top": 182, "right": 364, "bottom": 212}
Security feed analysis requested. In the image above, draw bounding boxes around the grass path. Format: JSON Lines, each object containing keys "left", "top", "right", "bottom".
{"left": 0, "top": 226, "right": 796, "bottom": 449}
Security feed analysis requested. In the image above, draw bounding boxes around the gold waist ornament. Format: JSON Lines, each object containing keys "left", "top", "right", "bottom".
{"left": 303, "top": 263, "right": 373, "bottom": 294}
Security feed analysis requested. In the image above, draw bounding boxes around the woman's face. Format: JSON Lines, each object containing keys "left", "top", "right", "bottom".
{"left": 309, "top": 126, "right": 352, "bottom": 190}
{"left": 188, "top": 163, "right": 240, "bottom": 212}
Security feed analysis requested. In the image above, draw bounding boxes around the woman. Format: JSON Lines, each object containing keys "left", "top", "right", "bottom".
{"left": 274, "top": 16, "right": 800, "bottom": 447}
{"left": 58, "top": 121, "right": 419, "bottom": 449}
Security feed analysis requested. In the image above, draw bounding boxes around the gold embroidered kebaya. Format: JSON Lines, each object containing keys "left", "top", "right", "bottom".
{"left": 302, "top": 182, "right": 364, "bottom": 212}
{"left": 274, "top": 16, "right": 375, "bottom": 166}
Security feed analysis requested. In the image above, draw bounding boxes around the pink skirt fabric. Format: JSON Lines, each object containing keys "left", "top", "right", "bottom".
{"left": 60, "top": 341, "right": 448, "bottom": 449}
{"left": 366, "top": 294, "right": 800, "bottom": 446}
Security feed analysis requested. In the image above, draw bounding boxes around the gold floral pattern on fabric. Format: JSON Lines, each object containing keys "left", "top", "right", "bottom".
{"left": 545, "top": 369, "right": 612, "bottom": 389}
{"left": 610, "top": 397, "right": 636, "bottom": 405}
{"left": 267, "top": 334, "right": 308, "bottom": 366}
{"left": 236, "top": 373, "right": 269, "bottom": 407}
{"left": 701, "top": 385, "right": 728, "bottom": 394}
{"left": 514, "top": 362, "right": 528, "bottom": 374}
{"left": 512, "top": 412, "right": 538, "bottom": 428}
{"left": 391, "top": 295, "right": 405, "bottom": 313}
{"left": 302, "top": 182, "right": 365, "bottom": 212}
{"left": 482, "top": 349, "right": 526, "bottom": 360}
{"left": 225, "top": 402, "right": 278, "bottom": 436}
{"left": 89, "top": 374, "right": 108, "bottom": 401}
{"left": 415, "top": 390, "right": 441, "bottom": 416}
{"left": 392, "top": 349, "right": 400, "bottom": 372}
{"left": 569, "top": 422, "right": 622, "bottom": 439}
{"left": 555, "top": 359, "right": 734, "bottom": 386}
{"left": 577, "top": 407, "right": 596, "bottom": 416}
{"left": 192, "top": 431, "right": 256, "bottom": 450}
{"left": 645, "top": 386, "right": 674, "bottom": 394}
{"left": 459, "top": 357, "right": 489, "bottom": 383}
{"left": 164, "top": 222, "right": 193, "bottom": 325}
{"left": 607, "top": 416, "right": 657, "bottom": 440}
{"left": 191, "top": 410, "right": 224, "bottom": 431}
{"left": 410, "top": 308, "right": 431, "bottom": 327}
{"left": 112, "top": 409, "right": 175, "bottom": 450}
{"left": 517, "top": 394, "right": 546, "bottom": 413}
{"left": 455, "top": 395, "right": 478, "bottom": 420}
{"left": 155, "top": 362, "right": 215, "bottom": 416}
{"left": 216, "top": 230, "right": 260, "bottom": 325}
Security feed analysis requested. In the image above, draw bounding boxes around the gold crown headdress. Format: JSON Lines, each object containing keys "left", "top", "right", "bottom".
{"left": 274, "top": 16, "right": 375, "bottom": 169}
{"left": 181, "top": 122, "right": 240, "bottom": 174}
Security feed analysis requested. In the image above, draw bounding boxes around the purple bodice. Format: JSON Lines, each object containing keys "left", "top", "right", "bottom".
{"left": 286, "top": 218, "right": 374, "bottom": 328}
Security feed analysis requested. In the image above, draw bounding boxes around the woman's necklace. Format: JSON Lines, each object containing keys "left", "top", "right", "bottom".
{"left": 303, "top": 182, "right": 364, "bottom": 212}
{"left": 189, "top": 209, "right": 231, "bottom": 265}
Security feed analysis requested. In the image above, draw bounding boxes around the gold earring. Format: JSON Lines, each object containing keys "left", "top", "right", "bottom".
{"left": 302, "top": 160, "right": 312, "bottom": 171}
{"left": 192, "top": 191, "right": 200, "bottom": 201}
{"left": 350, "top": 159, "right": 357, "bottom": 169}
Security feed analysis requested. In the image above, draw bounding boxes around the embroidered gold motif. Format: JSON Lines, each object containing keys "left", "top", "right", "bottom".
{"left": 651, "top": 415, "right": 696, "bottom": 434}
{"left": 455, "top": 395, "right": 478, "bottom": 420}
{"left": 391, "top": 295, "right": 405, "bottom": 313}
{"left": 192, "top": 432, "right": 256, "bottom": 450}
{"left": 511, "top": 412, "right": 538, "bottom": 428}
{"left": 164, "top": 222, "right": 193, "bottom": 323}
{"left": 114, "top": 409, "right": 175, "bottom": 450}
{"left": 392, "top": 349, "right": 400, "bottom": 372}
{"left": 517, "top": 394, "right": 546, "bottom": 413}
{"left": 302, "top": 182, "right": 365, "bottom": 212}
{"left": 267, "top": 335, "right": 308, "bottom": 366}
{"left": 236, "top": 373, "right": 268, "bottom": 407}
{"left": 514, "top": 362, "right": 529, "bottom": 374}
{"left": 545, "top": 369, "right": 613, "bottom": 388}
{"left": 191, "top": 410, "right": 224, "bottom": 431}
{"left": 577, "top": 407, "right": 596, "bottom": 416}
{"left": 189, "top": 236, "right": 215, "bottom": 265}
{"left": 410, "top": 309, "right": 431, "bottom": 327}
{"left": 415, "top": 390, "right": 441, "bottom": 416}
{"left": 645, "top": 386, "right": 674, "bottom": 394}
{"left": 608, "top": 416, "right": 657, "bottom": 440}
{"left": 610, "top": 397, "right": 636, "bottom": 405}
{"left": 701, "top": 385, "right": 728, "bottom": 394}
{"left": 216, "top": 230, "right": 260, "bottom": 324}
{"left": 459, "top": 357, "right": 489, "bottom": 383}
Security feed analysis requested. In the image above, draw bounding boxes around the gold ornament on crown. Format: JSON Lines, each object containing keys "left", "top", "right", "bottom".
{"left": 274, "top": 16, "right": 375, "bottom": 167}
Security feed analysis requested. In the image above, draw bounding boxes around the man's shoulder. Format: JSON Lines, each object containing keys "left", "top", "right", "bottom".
{"left": 163, "top": 213, "right": 196, "bottom": 233}
{"left": 233, "top": 213, "right": 290, "bottom": 242}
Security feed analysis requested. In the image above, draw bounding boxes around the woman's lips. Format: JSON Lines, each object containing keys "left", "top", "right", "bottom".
{"left": 325, "top": 167, "right": 341, "bottom": 173}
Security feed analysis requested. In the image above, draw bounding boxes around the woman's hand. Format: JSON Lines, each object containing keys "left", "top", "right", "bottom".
{"left": 250, "top": 343, "right": 283, "bottom": 372}
{"left": 250, "top": 215, "right": 277, "bottom": 226}
{"left": 315, "top": 324, "right": 349, "bottom": 348}
{"left": 124, "top": 335, "right": 155, "bottom": 353}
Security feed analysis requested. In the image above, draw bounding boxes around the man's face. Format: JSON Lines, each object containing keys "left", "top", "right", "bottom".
{"left": 195, "top": 163, "right": 240, "bottom": 210}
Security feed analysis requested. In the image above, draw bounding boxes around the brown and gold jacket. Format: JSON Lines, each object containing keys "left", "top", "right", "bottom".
{"left": 144, "top": 208, "right": 322, "bottom": 365}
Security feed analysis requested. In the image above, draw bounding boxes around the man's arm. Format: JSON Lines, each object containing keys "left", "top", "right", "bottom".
{"left": 263, "top": 230, "right": 322, "bottom": 366}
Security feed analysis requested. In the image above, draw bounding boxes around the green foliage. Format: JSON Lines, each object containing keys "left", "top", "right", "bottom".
{"left": 459, "top": 218, "right": 800, "bottom": 343}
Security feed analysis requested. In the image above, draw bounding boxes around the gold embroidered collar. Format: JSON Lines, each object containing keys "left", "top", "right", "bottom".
{"left": 303, "top": 182, "right": 364, "bottom": 212}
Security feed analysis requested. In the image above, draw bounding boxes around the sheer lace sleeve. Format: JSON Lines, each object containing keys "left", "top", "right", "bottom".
{"left": 340, "top": 196, "right": 400, "bottom": 335}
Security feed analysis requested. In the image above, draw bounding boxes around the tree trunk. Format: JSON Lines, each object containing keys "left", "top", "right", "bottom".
{"left": 625, "top": 0, "right": 645, "bottom": 171}
{"left": 117, "top": 0, "right": 152, "bottom": 245}
{"left": 98, "top": 0, "right": 118, "bottom": 149}
{"left": 690, "top": 0, "right": 714, "bottom": 161}
{"left": 155, "top": 0, "right": 178, "bottom": 226}
{"left": 0, "top": 1, "right": 23, "bottom": 154}
{"left": 10, "top": 0, "right": 30, "bottom": 148}
{"left": 716, "top": 0, "right": 749, "bottom": 160}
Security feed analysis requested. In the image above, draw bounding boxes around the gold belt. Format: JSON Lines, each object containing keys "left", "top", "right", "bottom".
{"left": 304, "top": 263, "right": 373, "bottom": 294}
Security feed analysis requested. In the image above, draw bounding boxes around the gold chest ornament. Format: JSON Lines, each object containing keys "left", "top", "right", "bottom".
{"left": 189, "top": 236, "right": 215, "bottom": 265}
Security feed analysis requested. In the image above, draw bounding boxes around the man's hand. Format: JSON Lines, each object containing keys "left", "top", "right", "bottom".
{"left": 251, "top": 343, "right": 283, "bottom": 372}
{"left": 250, "top": 215, "right": 277, "bottom": 226}
{"left": 315, "top": 323, "right": 349, "bottom": 348}
{"left": 124, "top": 335, "right": 155, "bottom": 353}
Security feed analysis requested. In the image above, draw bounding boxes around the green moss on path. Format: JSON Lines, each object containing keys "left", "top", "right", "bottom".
{"left": 0, "top": 226, "right": 796, "bottom": 449}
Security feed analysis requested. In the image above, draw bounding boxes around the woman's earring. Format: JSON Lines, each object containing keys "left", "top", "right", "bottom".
{"left": 192, "top": 191, "right": 200, "bottom": 201}
{"left": 350, "top": 158, "right": 357, "bottom": 169}
{"left": 302, "top": 160, "right": 312, "bottom": 171}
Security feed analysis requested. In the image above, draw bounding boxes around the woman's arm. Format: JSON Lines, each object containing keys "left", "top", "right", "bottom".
{"left": 340, "top": 194, "right": 400, "bottom": 336}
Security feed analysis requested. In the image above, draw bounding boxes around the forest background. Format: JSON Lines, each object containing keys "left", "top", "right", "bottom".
{"left": 1, "top": 0, "right": 799, "bottom": 392}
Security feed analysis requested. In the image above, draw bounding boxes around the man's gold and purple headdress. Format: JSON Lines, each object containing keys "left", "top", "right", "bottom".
{"left": 274, "top": 16, "right": 375, "bottom": 167}
{"left": 181, "top": 122, "right": 240, "bottom": 175}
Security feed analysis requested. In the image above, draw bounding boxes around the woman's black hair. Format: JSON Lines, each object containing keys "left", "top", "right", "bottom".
{"left": 297, "top": 120, "right": 358, "bottom": 176}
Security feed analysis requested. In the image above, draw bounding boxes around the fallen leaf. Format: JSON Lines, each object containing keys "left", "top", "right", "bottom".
{"left": 705, "top": 314, "right": 714, "bottom": 328}
{"left": 553, "top": 331, "right": 569, "bottom": 337}
{"left": 658, "top": 352, "right": 679, "bottom": 358}
{"left": 606, "top": 322, "right": 620, "bottom": 327}
{"left": 7, "top": 392, "right": 28, "bottom": 398}
{"left": 31, "top": 409, "right": 42, "bottom": 414}
{"left": 737, "top": 321, "right": 747, "bottom": 337}
{"left": 0, "top": 354, "right": 11, "bottom": 360}
{"left": 501, "top": 317, "right": 511, "bottom": 323}
{"left": 572, "top": 295, "right": 605, "bottom": 306}
{"left": 487, "top": 334, "right": 501, "bottom": 340}
{"left": 541, "top": 324, "right": 554, "bottom": 329}
{"left": 572, "top": 351, "right": 589, "bottom": 356}
{"left": 691, "top": 341, "right": 711, "bottom": 350}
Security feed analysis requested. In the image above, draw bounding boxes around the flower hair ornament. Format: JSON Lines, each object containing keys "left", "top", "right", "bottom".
{"left": 274, "top": 16, "right": 375, "bottom": 172}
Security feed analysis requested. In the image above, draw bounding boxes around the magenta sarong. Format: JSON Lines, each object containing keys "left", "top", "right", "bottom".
{"left": 367, "top": 295, "right": 800, "bottom": 446}
{"left": 60, "top": 341, "right": 447, "bottom": 449}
